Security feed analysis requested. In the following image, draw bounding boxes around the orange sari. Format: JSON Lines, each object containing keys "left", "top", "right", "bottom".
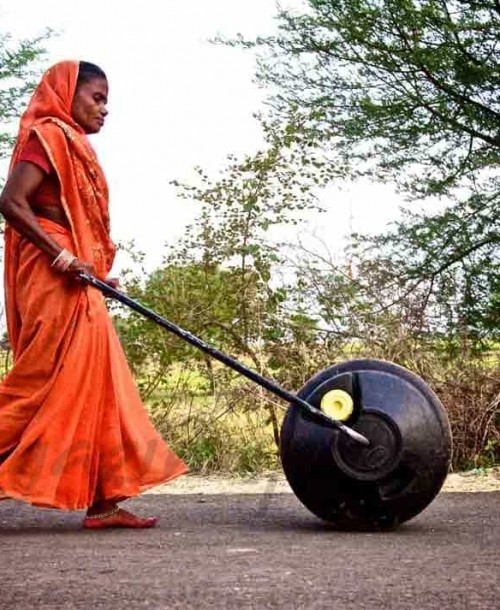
{"left": 0, "top": 62, "right": 188, "bottom": 509}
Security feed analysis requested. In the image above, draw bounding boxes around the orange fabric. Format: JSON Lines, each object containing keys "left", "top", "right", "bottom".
{"left": 18, "top": 133, "right": 53, "bottom": 174}
{"left": 0, "top": 62, "right": 188, "bottom": 509}
{"left": 18, "top": 134, "right": 61, "bottom": 208}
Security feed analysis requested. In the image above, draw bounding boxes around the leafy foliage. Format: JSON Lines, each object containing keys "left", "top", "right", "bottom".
{"left": 237, "top": 1, "right": 500, "bottom": 194}
{"left": 225, "top": 0, "right": 499, "bottom": 343}
{"left": 0, "top": 28, "right": 50, "bottom": 163}
{"left": 115, "top": 128, "right": 332, "bottom": 453}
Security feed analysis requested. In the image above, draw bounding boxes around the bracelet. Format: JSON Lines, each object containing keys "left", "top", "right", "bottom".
{"left": 51, "top": 248, "right": 76, "bottom": 272}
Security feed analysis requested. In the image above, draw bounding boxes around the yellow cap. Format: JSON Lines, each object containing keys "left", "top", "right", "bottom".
{"left": 320, "top": 389, "right": 354, "bottom": 421}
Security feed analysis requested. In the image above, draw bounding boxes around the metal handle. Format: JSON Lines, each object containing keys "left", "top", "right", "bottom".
{"left": 80, "top": 272, "right": 370, "bottom": 446}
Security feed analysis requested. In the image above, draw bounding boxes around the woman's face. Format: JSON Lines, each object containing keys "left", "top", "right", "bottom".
{"left": 71, "top": 77, "right": 109, "bottom": 134}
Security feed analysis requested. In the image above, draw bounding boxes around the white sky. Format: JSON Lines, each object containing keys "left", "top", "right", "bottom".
{"left": 1, "top": 0, "right": 405, "bottom": 274}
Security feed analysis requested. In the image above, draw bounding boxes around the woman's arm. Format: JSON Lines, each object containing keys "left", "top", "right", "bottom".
{"left": 0, "top": 162, "right": 94, "bottom": 276}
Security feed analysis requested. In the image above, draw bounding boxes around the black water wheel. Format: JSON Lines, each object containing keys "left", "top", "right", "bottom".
{"left": 280, "top": 359, "right": 452, "bottom": 529}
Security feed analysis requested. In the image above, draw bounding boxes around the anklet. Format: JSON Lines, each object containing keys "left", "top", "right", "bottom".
{"left": 87, "top": 507, "right": 120, "bottom": 520}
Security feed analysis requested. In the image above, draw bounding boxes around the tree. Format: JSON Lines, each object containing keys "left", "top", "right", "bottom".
{"left": 229, "top": 0, "right": 499, "bottom": 341}
{"left": 1, "top": 27, "right": 50, "bottom": 165}
{"left": 115, "top": 127, "right": 331, "bottom": 446}
{"left": 241, "top": 1, "right": 500, "bottom": 194}
{"left": 168, "top": 122, "right": 330, "bottom": 350}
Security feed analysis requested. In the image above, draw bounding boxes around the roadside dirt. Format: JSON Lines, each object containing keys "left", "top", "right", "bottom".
{"left": 147, "top": 467, "right": 500, "bottom": 495}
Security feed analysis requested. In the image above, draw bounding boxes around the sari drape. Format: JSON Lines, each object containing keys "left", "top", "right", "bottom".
{"left": 0, "top": 61, "right": 187, "bottom": 509}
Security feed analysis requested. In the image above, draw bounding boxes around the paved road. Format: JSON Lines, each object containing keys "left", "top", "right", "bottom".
{"left": 0, "top": 492, "right": 498, "bottom": 610}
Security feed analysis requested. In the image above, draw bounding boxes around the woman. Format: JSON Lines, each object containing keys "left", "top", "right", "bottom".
{"left": 0, "top": 60, "right": 188, "bottom": 528}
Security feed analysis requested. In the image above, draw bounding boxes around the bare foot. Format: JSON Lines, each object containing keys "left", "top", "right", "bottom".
{"left": 83, "top": 508, "right": 158, "bottom": 529}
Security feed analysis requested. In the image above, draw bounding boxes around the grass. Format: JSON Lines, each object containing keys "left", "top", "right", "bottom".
{"left": 141, "top": 353, "right": 500, "bottom": 474}
{"left": 143, "top": 362, "right": 283, "bottom": 474}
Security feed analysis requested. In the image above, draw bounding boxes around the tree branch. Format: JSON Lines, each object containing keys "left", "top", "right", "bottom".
{"left": 392, "top": 17, "right": 500, "bottom": 131}
{"left": 425, "top": 236, "right": 498, "bottom": 280}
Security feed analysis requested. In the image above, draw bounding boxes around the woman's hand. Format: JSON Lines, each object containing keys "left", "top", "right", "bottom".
{"left": 67, "top": 258, "right": 95, "bottom": 277}
{"left": 104, "top": 277, "right": 120, "bottom": 290}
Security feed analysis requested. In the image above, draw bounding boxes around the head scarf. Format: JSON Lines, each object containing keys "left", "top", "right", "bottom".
{"left": 11, "top": 60, "right": 82, "bottom": 158}
{"left": 7, "top": 60, "right": 116, "bottom": 276}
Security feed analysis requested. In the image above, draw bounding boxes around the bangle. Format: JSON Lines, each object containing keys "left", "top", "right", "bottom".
{"left": 51, "top": 248, "right": 76, "bottom": 272}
